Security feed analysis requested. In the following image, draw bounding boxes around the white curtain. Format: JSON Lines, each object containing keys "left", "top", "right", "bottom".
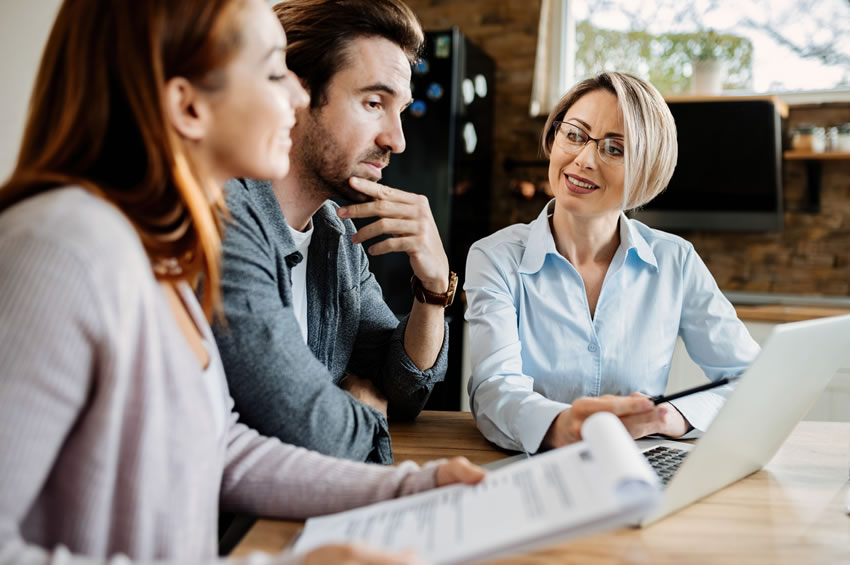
{"left": 529, "top": 0, "right": 575, "bottom": 117}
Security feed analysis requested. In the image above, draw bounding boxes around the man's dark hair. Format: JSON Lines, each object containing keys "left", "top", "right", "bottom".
{"left": 274, "top": 0, "right": 424, "bottom": 108}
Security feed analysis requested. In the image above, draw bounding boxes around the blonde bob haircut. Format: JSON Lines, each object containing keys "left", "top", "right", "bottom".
{"left": 541, "top": 72, "right": 678, "bottom": 210}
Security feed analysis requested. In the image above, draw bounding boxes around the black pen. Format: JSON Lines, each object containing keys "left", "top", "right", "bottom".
{"left": 651, "top": 375, "right": 741, "bottom": 405}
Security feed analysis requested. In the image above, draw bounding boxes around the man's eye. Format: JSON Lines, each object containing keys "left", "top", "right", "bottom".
{"left": 366, "top": 100, "right": 382, "bottom": 110}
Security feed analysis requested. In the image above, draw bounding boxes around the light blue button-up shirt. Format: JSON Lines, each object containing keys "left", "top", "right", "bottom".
{"left": 465, "top": 201, "right": 760, "bottom": 453}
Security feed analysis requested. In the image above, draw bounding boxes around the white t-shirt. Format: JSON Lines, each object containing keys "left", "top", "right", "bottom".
{"left": 287, "top": 220, "right": 313, "bottom": 344}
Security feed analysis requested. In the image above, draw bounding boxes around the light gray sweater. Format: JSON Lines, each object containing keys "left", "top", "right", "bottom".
{"left": 0, "top": 188, "right": 439, "bottom": 565}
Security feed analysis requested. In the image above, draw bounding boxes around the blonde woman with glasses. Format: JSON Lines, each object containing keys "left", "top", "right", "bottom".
{"left": 465, "top": 72, "right": 759, "bottom": 454}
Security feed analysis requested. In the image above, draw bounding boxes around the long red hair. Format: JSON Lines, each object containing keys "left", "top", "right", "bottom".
{"left": 0, "top": 0, "right": 247, "bottom": 319}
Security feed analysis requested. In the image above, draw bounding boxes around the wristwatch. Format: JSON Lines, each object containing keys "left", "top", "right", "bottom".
{"left": 411, "top": 271, "right": 458, "bottom": 307}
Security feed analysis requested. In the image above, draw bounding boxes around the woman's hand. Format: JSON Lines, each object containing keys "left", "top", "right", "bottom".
{"left": 303, "top": 543, "right": 426, "bottom": 565}
{"left": 542, "top": 393, "right": 666, "bottom": 449}
{"left": 299, "top": 461, "right": 483, "bottom": 565}
{"left": 619, "top": 393, "right": 693, "bottom": 439}
{"left": 435, "top": 456, "right": 486, "bottom": 487}
{"left": 654, "top": 401, "right": 692, "bottom": 437}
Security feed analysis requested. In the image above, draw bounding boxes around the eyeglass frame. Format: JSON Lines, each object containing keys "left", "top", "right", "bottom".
{"left": 552, "top": 120, "right": 626, "bottom": 166}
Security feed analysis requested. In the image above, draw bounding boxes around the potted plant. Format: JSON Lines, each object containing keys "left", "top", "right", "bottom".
{"left": 691, "top": 29, "right": 724, "bottom": 94}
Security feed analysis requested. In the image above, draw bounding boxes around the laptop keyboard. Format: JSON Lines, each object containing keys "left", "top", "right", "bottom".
{"left": 643, "top": 445, "right": 689, "bottom": 485}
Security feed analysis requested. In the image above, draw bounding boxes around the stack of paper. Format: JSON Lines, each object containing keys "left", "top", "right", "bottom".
{"left": 292, "top": 412, "right": 660, "bottom": 564}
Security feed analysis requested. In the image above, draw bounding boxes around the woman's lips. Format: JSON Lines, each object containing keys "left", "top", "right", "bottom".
{"left": 277, "top": 125, "right": 293, "bottom": 149}
{"left": 564, "top": 173, "right": 599, "bottom": 195}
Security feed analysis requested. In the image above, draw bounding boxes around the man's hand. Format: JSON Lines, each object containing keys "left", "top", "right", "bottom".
{"left": 340, "top": 374, "right": 388, "bottom": 418}
{"left": 337, "top": 176, "right": 450, "bottom": 294}
{"left": 542, "top": 393, "right": 666, "bottom": 449}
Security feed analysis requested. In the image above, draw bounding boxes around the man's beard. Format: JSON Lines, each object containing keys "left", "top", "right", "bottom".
{"left": 294, "top": 110, "right": 390, "bottom": 204}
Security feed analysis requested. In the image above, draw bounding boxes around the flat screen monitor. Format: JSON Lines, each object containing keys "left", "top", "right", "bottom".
{"left": 631, "top": 99, "right": 783, "bottom": 231}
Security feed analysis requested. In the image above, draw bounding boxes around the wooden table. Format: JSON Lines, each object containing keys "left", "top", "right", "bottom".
{"left": 233, "top": 411, "right": 850, "bottom": 564}
{"left": 733, "top": 304, "right": 850, "bottom": 324}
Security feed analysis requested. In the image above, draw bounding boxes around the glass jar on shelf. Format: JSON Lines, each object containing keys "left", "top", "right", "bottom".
{"left": 790, "top": 124, "right": 826, "bottom": 153}
{"left": 837, "top": 123, "right": 850, "bottom": 153}
{"left": 825, "top": 126, "right": 839, "bottom": 152}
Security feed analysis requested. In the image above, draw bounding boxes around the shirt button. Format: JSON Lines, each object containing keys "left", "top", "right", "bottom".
{"left": 588, "top": 343, "right": 598, "bottom": 352}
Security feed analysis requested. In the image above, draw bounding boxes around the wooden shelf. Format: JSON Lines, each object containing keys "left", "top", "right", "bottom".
{"left": 782, "top": 152, "right": 850, "bottom": 212}
{"left": 784, "top": 151, "right": 850, "bottom": 160}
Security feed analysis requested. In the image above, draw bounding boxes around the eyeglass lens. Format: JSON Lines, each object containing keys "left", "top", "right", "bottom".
{"left": 557, "top": 122, "right": 625, "bottom": 163}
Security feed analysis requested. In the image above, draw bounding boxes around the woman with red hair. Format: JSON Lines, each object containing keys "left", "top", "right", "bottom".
{"left": 0, "top": 1, "right": 482, "bottom": 564}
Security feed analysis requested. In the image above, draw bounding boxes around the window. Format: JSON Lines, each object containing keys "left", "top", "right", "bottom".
{"left": 570, "top": 0, "right": 850, "bottom": 96}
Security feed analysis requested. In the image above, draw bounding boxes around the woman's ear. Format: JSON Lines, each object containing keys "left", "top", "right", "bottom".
{"left": 163, "top": 77, "right": 212, "bottom": 141}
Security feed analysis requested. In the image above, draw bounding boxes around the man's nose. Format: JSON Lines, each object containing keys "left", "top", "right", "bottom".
{"left": 376, "top": 112, "right": 406, "bottom": 154}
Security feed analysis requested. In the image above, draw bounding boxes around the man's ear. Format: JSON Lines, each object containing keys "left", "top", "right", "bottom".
{"left": 163, "top": 76, "right": 212, "bottom": 141}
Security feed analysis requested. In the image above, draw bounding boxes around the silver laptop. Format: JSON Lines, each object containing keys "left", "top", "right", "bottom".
{"left": 636, "top": 314, "right": 850, "bottom": 525}
{"left": 485, "top": 314, "right": 850, "bottom": 526}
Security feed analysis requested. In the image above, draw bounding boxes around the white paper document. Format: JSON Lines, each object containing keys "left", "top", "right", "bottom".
{"left": 292, "top": 413, "right": 661, "bottom": 564}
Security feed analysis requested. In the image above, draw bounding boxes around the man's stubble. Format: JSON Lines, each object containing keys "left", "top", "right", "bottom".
{"left": 292, "top": 108, "right": 390, "bottom": 204}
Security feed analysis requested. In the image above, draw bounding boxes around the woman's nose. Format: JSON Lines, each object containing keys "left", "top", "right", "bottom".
{"left": 574, "top": 140, "right": 599, "bottom": 168}
{"left": 290, "top": 76, "right": 310, "bottom": 110}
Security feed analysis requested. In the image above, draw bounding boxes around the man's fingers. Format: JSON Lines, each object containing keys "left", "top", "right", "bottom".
{"left": 339, "top": 199, "right": 418, "bottom": 221}
{"left": 345, "top": 176, "right": 423, "bottom": 204}
{"left": 352, "top": 218, "right": 418, "bottom": 243}
{"left": 366, "top": 236, "right": 421, "bottom": 256}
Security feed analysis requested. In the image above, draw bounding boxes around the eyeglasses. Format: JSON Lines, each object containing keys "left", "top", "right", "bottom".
{"left": 553, "top": 121, "right": 625, "bottom": 165}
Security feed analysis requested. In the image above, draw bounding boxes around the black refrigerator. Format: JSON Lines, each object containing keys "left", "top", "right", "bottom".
{"left": 359, "top": 28, "right": 494, "bottom": 410}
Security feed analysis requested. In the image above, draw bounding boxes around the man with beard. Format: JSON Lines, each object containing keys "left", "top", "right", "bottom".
{"left": 214, "top": 0, "right": 454, "bottom": 465}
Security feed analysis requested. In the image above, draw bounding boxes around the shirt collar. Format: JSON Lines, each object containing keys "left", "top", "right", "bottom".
{"left": 518, "top": 200, "right": 560, "bottom": 275}
{"left": 313, "top": 201, "right": 347, "bottom": 236}
{"left": 518, "top": 201, "right": 658, "bottom": 274}
{"left": 618, "top": 212, "right": 658, "bottom": 270}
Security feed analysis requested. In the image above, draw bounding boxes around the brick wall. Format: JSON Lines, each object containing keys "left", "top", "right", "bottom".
{"left": 405, "top": 0, "right": 850, "bottom": 296}
{"left": 687, "top": 104, "right": 850, "bottom": 295}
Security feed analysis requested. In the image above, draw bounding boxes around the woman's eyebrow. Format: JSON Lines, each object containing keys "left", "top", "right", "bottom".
{"left": 566, "top": 118, "right": 623, "bottom": 139}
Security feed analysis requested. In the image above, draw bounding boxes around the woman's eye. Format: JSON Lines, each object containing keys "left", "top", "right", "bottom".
{"left": 269, "top": 73, "right": 287, "bottom": 82}
{"left": 604, "top": 142, "right": 625, "bottom": 157}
